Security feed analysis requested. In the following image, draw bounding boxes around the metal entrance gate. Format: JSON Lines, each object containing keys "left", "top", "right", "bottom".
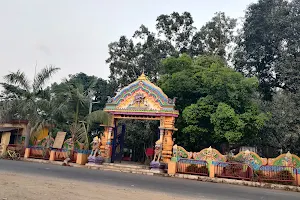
{"left": 111, "top": 122, "right": 126, "bottom": 163}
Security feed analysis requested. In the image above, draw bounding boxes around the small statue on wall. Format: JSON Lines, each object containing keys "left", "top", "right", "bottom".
{"left": 90, "top": 136, "right": 101, "bottom": 157}
{"left": 128, "top": 93, "right": 148, "bottom": 108}
{"left": 168, "top": 97, "right": 177, "bottom": 105}
{"left": 172, "top": 144, "right": 178, "bottom": 159}
{"left": 283, "top": 151, "right": 295, "bottom": 167}
{"left": 152, "top": 140, "right": 163, "bottom": 163}
{"left": 150, "top": 139, "right": 167, "bottom": 171}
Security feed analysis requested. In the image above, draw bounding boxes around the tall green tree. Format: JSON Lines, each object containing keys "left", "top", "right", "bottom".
{"left": 260, "top": 91, "right": 300, "bottom": 155}
{"left": 160, "top": 53, "right": 193, "bottom": 75}
{"left": 156, "top": 12, "right": 195, "bottom": 54}
{"left": 51, "top": 77, "right": 94, "bottom": 124}
{"left": 160, "top": 55, "right": 267, "bottom": 151}
{"left": 107, "top": 26, "right": 175, "bottom": 89}
{"left": 50, "top": 73, "right": 114, "bottom": 146}
{"left": 197, "top": 12, "right": 237, "bottom": 60}
{"left": 233, "top": 0, "right": 300, "bottom": 100}
{"left": 107, "top": 11, "right": 236, "bottom": 90}
{"left": 232, "top": 0, "right": 300, "bottom": 156}
{"left": 51, "top": 73, "right": 113, "bottom": 124}
{"left": 156, "top": 11, "right": 237, "bottom": 59}
{"left": 93, "top": 78, "right": 114, "bottom": 111}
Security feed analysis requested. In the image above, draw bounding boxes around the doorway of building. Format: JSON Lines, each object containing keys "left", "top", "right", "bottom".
{"left": 111, "top": 119, "right": 159, "bottom": 164}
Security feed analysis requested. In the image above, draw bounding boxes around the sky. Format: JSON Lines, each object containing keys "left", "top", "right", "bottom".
{"left": 0, "top": 0, "right": 256, "bottom": 86}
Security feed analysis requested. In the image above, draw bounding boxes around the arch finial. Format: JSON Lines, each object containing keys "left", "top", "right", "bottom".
{"left": 137, "top": 72, "right": 148, "bottom": 81}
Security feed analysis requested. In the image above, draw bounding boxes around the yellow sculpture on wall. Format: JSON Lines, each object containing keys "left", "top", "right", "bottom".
{"left": 117, "top": 90, "right": 162, "bottom": 111}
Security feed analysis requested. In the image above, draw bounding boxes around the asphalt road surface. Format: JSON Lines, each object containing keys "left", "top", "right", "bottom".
{"left": 0, "top": 159, "right": 299, "bottom": 200}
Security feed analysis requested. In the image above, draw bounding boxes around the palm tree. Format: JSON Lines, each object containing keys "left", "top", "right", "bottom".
{"left": 50, "top": 78, "right": 112, "bottom": 151}
{"left": 67, "top": 110, "right": 113, "bottom": 150}
{"left": 30, "top": 94, "right": 68, "bottom": 141}
{"left": 0, "top": 66, "right": 60, "bottom": 147}
{"left": 52, "top": 79, "right": 97, "bottom": 123}
{"left": 51, "top": 79, "right": 98, "bottom": 149}
{"left": 86, "top": 110, "right": 113, "bottom": 128}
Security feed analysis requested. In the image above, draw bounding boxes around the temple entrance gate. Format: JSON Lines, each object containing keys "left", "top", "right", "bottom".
{"left": 111, "top": 122, "right": 125, "bottom": 163}
{"left": 101, "top": 73, "right": 179, "bottom": 165}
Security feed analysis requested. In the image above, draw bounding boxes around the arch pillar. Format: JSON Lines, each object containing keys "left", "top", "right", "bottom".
{"left": 99, "top": 117, "right": 115, "bottom": 163}
{"left": 160, "top": 116, "right": 177, "bottom": 163}
{"left": 105, "top": 127, "right": 113, "bottom": 162}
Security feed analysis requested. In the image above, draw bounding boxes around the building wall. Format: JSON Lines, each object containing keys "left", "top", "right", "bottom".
{"left": 0, "top": 123, "right": 26, "bottom": 129}
{"left": 0, "top": 132, "right": 11, "bottom": 155}
{"left": 0, "top": 123, "right": 50, "bottom": 142}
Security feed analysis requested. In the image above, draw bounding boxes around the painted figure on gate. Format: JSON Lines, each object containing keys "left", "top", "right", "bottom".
{"left": 90, "top": 136, "right": 101, "bottom": 157}
{"left": 152, "top": 139, "right": 162, "bottom": 162}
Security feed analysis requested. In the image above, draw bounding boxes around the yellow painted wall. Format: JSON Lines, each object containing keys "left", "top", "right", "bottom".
{"left": 35, "top": 127, "right": 49, "bottom": 140}
{"left": 0, "top": 132, "right": 11, "bottom": 155}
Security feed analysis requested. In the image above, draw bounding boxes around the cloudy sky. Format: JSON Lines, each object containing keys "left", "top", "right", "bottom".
{"left": 0, "top": 0, "right": 256, "bottom": 86}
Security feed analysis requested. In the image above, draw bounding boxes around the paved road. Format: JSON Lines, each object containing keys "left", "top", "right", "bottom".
{"left": 0, "top": 159, "right": 299, "bottom": 200}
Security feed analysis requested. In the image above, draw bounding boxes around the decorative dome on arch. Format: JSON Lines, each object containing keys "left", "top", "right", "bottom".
{"left": 104, "top": 73, "right": 179, "bottom": 117}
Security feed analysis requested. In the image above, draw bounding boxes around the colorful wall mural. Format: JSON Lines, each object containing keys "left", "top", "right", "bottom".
{"left": 172, "top": 145, "right": 300, "bottom": 173}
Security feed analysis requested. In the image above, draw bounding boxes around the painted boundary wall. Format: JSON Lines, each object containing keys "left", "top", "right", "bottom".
{"left": 24, "top": 136, "right": 91, "bottom": 165}
{"left": 169, "top": 145, "right": 300, "bottom": 185}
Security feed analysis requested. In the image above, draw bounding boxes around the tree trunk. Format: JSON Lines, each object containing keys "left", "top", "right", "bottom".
{"left": 75, "top": 100, "right": 79, "bottom": 123}
{"left": 24, "top": 123, "right": 31, "bottom": 148}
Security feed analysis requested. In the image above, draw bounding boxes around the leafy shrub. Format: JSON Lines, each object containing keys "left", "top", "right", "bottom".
{"left": 226, "top": 154, "right": 246, "bottom": 163}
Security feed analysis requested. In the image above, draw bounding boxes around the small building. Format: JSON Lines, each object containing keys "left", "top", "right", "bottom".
{"left": 0, "top": 120, "right": 49, "bottom": 155}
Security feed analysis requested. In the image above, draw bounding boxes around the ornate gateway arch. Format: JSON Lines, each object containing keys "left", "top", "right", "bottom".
{"left": 101, "top": 73, "right": 179, "bottom": 164}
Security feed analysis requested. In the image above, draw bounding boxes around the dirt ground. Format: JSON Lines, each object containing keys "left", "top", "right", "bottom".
{"left": 0, "top": 172, "right": 201, "bottom": 200}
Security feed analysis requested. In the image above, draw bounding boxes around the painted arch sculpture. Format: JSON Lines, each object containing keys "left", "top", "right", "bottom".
{"left": 105, "top": 73, "right": 178, "bottom": 117}
{"left": 101, "top": 73, "right": 179, "bottom": 163}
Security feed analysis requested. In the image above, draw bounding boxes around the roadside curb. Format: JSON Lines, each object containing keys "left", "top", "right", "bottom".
{"left": 21, "top": 158, "right": 300, "bottom": 192}
{"left": 171, "top": 174, "right": 300, "bottom": 192}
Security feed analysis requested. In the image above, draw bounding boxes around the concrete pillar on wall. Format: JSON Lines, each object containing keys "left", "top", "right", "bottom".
{"left": 208, "top": 160, "right": 215, "bottom": 178}
{"left": 76, "top": 153, "right": 88, "bottom": 165}
{"left": 21, "top": 127, "right": 26, "bottom": 145}
{"left": 107, "top": 127, "right": 113, "bottom": 145}
{"left": 24, "top": 148, "right": 31, "bottom": 158}
{"left": 297, "top": 174, "right": 300, "bottom": 186}
{"left": 105, "top": 127, "right": 113, "bottom": 163}
{"left": 100, "top": 126, "right": 108, "bottom": 157}
{"left": 49, "top": 150, "right": 56, "bottom": 161}
{"left": 159, "top": 128, "right": 164, "bottom": 142}
{"left": 167, "top": 161, "right": 177, "bottom": 175}
{"left": 162, "top": 129, "right": 174, "bottom": 163}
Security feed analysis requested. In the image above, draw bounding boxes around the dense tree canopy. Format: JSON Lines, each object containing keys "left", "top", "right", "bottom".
{"left": 107, "top": 11, "right": 236, "bottom": 90}
{"left": 2, "top": 1, "right": 300, "bottom": 158}
{"left": 160, "top": 55, "right": 267, "bottom": 151}
{"left": 234, "top": 0, "right": 300, "bottom": 100}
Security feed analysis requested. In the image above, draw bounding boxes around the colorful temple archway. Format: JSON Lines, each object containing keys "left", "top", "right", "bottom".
{"left": 102, "top": 73, "right": 179, "bottom": 163}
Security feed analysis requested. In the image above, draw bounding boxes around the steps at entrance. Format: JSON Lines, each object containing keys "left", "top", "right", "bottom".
{"left": 103, "top": 162, "right": 150, "bottom": 170}
{"left": 85, "top": 162, "right": 160, "bottom": 175}
{"left": 0, "top": 145, "right": 3, "bottom": 156}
